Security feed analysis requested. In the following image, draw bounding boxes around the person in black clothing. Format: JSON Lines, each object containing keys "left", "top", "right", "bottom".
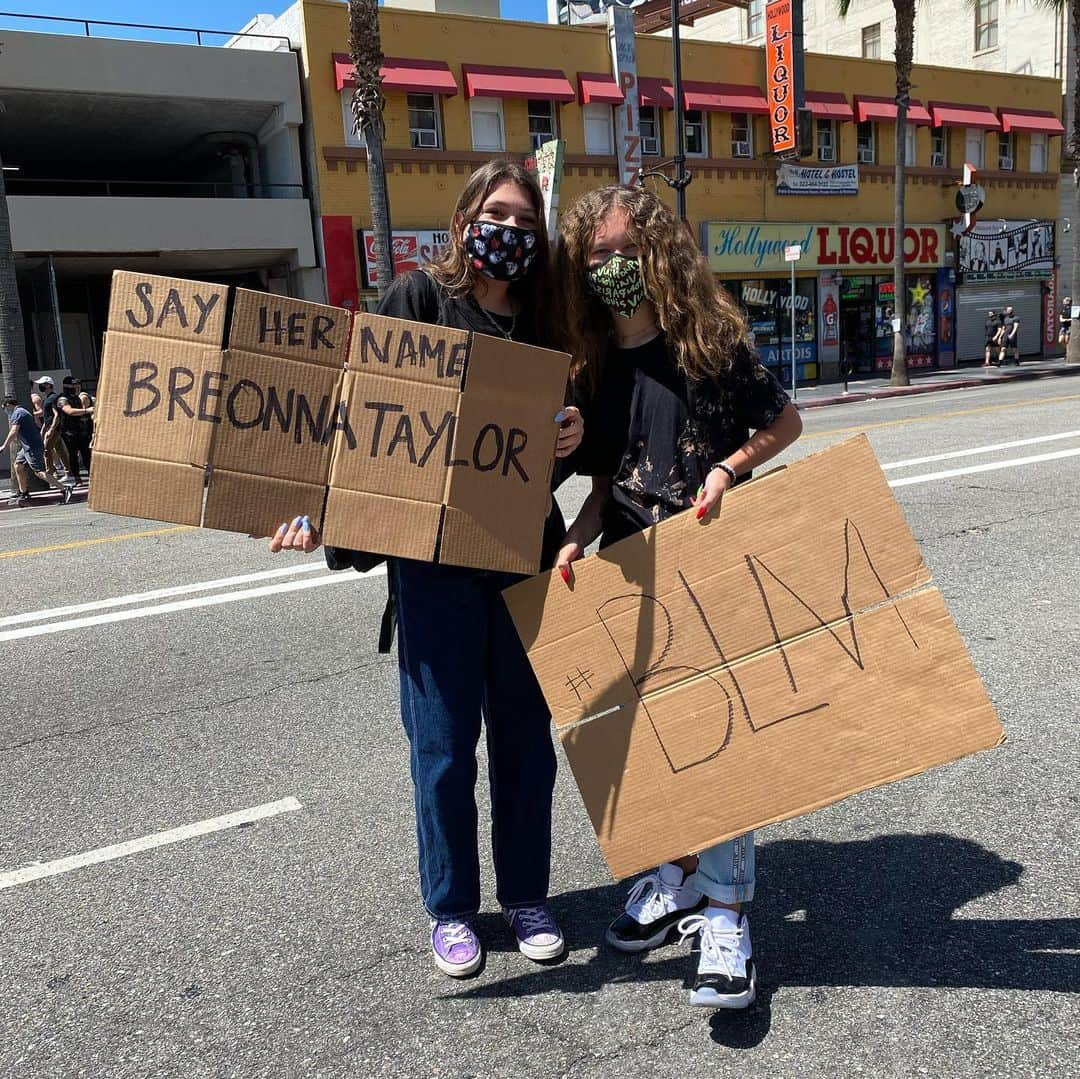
{"left": 36, "top": 377, "right": 70, "bottom": 476}
{"left": 554, "top": 185, "right": 802, "bottom": 1011}
{"left": 56, "top": 376, "right": 93, "bottom": 484}
{"left": 268, "top": 161, "right": 582, "bottom": 979}
{"left": 999, "top": 305, "right": 1020, "bottom": 366}
{"left": 984, "top": 309, "right": 1003, "bottom": 367}
{"left": 1059, "top": 296, "right": 1071, "bottom": 347}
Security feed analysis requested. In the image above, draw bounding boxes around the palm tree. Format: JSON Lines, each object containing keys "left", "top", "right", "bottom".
{"left": 838, "top": 0, "right": 914, "bottom": 386}
{"left": 0, "top": 144, "right": 30, "bottom": 404}
{"left": 347, "top": 0, "right": 395, "bottom": 298}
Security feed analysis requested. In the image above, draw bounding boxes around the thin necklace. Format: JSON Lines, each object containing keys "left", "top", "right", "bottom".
{"left": 476, "top": 298, "right": 517, "bottom": 341}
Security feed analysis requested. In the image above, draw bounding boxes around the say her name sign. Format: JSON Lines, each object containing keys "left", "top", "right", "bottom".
{"left": 89, "top": 272, "right": 570, "bottom": 575}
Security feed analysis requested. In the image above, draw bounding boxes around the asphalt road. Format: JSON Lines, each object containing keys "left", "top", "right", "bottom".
{"left": 2, "top": 378, "right": 1077, "bottom": 1078}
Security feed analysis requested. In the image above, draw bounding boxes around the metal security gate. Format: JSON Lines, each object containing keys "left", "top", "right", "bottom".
{"left": 956, "top": 281, "right": 1042, "bottom": 362}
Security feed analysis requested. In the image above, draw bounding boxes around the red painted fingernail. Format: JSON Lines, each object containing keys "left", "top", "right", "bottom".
{"left": 696, "top": 506, "right": 707, "bottom": 520}
{"left": 559, "top": 566, "right": 571, "bottom": 585}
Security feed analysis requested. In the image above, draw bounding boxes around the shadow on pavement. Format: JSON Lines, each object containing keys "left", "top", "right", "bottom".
{"left": 446, "top": 833, "right": 1077, "bottom": 1011}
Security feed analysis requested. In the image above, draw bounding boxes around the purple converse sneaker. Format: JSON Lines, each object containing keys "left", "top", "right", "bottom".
{"left": 430, "top": 919, "right": 482, "bottom": 977}
{"left": 504, "top": 904, "right": 565, "bottom": 961}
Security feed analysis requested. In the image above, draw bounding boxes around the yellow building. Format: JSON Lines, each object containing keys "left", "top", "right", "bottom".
{"left": 280, "top": 0, "right": 1063, "bottom": 377}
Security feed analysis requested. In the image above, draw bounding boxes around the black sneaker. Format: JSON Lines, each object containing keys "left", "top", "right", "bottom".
{"left": 680, "top": 910, "right": 757, "bottom": 1009}
{"left": 605, "top": 863, "right": 707, "bottom": 953}
{"left": 62, "top": 484, "right": 74, "bottom": 505}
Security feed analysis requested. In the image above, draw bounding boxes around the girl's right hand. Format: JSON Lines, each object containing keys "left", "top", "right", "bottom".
{"left": 555, "top": 538, "right": 584, "bottom": 587}
{"left": 269, "top": 515, "right": 322, "bottom": 554}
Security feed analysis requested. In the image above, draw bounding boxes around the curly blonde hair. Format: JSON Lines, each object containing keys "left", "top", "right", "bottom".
{"left": 556, "top": 185, "right": 750, "bottom": 394}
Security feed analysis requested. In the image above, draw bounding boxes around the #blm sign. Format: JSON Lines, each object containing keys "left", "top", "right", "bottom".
{"left": 503, "top": 437, "right": 1004, "bottom": 880}
{"left": 89, "top": 271, "right": 570, "bottom": 575}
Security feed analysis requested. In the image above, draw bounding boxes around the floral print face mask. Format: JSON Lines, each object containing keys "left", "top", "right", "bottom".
{"left": 464, "top": 221, "right": 538, "bottom": 282}
{"left": 586, "top": 253, "right": 648, "bottom": 319}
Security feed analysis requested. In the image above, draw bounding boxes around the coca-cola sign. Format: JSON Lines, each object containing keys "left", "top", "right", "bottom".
{"left": 360, "top": 229, "right": 451, "bottom": 286}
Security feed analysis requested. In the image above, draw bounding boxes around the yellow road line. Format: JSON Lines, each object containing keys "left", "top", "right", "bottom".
{"left": 0, "top": 525, "right": 194, "bottom": 560}
{"left": 803, "top": 391, "right": 1080, "bottom": 440}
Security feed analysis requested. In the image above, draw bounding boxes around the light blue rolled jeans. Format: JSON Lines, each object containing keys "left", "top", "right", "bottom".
{"left": 687, "top": 832, "right": 755, "bottom": 904}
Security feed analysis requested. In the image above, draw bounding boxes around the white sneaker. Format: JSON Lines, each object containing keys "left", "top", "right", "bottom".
{"left": 679, "top": 909, "right": 756, "bottom": 1009}
{"left": 605, "top": 863, "right": 706, "bottom": 953}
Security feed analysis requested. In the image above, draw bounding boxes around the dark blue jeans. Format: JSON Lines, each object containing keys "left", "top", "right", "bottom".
{"left": 392, "top": 558, "right": 557, "bottom": 920}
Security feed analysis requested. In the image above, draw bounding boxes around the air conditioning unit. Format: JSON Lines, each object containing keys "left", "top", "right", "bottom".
{"left": 999, "top": 156, "right": 1013, "bottom": 170}
{"left": 733, "top": 141, "right": 752, "bottom": 158}
{"left": 931, "top": 151, "right": 946, "bottom": 167}
{"left": 819, "top": 145, "right": 835, "bottom": 162}
{"left": 858, "top": 146, "right": 875, "bottom": 163}
{"left": 643, "top": 136, "right": 660, "bottom": 156}
{"left": 416, "top": 129, "right": 438, "bottom": 148}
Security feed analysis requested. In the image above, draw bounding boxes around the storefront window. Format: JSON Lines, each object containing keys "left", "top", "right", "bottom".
{"left": 735, "top": 277, "right": 817, "bottom": 376}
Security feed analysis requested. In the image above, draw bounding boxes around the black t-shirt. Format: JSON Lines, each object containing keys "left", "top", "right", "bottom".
{"left": 985, "top": 317, "right": 1001, "bottom": 341}
{"left": 371, "top": 269, "right": 566, "bottom": 570}
{"left": 42, "top": 391, "right": 60, "bottom": 427}
{"left": 1002, "top": 314, "right": 1019, "bottom": 343}
{"left": 576, "top": 333, "right": 790, "bottom": 546}
{"left": 57, "top": 390, "right": 83, "bottom": 434}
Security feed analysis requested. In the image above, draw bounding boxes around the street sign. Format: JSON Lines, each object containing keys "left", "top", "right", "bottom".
{"left": 784, "top": 244, "right": 802, "bottom": 261}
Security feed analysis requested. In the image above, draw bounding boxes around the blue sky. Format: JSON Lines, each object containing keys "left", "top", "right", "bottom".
{"left": 0, "top": 0, "right": 548, "bottom": 40}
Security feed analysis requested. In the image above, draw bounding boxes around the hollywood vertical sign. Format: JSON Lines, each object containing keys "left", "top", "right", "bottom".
{"left": 765, "top": 0, "right": 804, "bottom": 158}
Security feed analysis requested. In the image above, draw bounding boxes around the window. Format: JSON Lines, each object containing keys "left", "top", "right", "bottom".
{"left": 975, "top": 0, "right": 998, "bottom": 51}
{"left": 965, "top": 127, "right": 984, "bottom": 169}
{"left": 998, "top": 131, "right": 1013, "bottom": 170}
{"left": 746, "top": 0, "right": 763, "bottom": 38}
{"left": 341, "top": 90, "right": 365, "bottom": 149}
{"left": 470, "top": 97, "right": 505, "bottom": 152}
{"left": 816, "top": 119, "right": 835, "bottom": 162}
{"left": 527, "top": 99, "right": 557, "bottom": 151}
{"left": 862, "top": 23, "right": 881, "bottom": 59}
{"left": 857, "top": 121, "right": 876, "bottom": 163}
{"left": 1030, "top": 132, "right": 1048, "bottom": 172}
{"left": 904, "top": 123, "right": 917, "bottom": 166}
{"left": 407, "top": 93, "right": 441, "bottom": 150}
{"left": 685, "top": 109, "right": 707, "bottom": 156}
{"left": 931, "top": 126, "right": 948, "bottom": 168}
{"left": 640, "top": 105, "right": 661, "bottom": 155}
{"left": 731, "top": 113, "right": 753, "bottom": 158}
{"left": 583, "top": 103, "right": 614, "bottom": 155}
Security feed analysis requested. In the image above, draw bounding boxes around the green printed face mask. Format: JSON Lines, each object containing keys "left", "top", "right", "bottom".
{"left": 586, "top": 253, "right": 647, "bottom": 319}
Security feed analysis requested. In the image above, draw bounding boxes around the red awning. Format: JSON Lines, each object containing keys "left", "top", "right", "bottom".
{"left": 929, "top": 101, "right": 1000, "bottom": 130}
{"left": 578, "top": 72, "right": 623, "bottom": 105}
{"left": 638, "top": 76, "right": 675, "bottom": 109}
{"left": 854, "top": 95, "right": 933, "bottom": 126}
{"left": 804, "top": 91, "right": 854, "bottom": 122}
{"left": 333, "top": 54, "right": 458, "bottom": 96}
{"left": 683, "top": 81, "right": 768, "bottom": 115}
{"left": 462, "top": 64, "right": 575, "bottom": 102}
{"left": 998, "top": 108, "right": 1065, "bottom": 135}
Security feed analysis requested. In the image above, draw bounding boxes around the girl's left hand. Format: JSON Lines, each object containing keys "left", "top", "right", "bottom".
{"left": 691, "top": 467, "right": 734, "bottom": 521}
{"left": 554, "top": 406, "right": 584, "bottom": 459}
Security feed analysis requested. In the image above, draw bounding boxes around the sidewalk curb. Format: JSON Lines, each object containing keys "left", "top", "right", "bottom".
{"left": 796, "top": 364, "right": 1080, "bottom": 410}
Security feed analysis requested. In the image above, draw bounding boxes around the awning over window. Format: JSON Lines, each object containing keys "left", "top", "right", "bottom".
{"left": 462, "top": 64, "right": 575, "bottom": 102}
{"left": 804, "top": 91, "right": 854, "bottom": 122}
{"left": 683, "top": 82, "right": 769, "bottom": 115}
{"left": 638, "top": 76, "right": 675, "bottom": 110}
{"left": 929, "top": 101, "right": 1001, "bottom": 130}
{"left": 998, "top": 108, "right": 1065, "bottom": 135}
{"left": 578, "top": 72, "right": 623, "bottom": 105}
{"left": 854, "top": 95, "right": 933, "bottom": 126}
{"left": 333, "top": 54, "right": 458, "bottom": 96}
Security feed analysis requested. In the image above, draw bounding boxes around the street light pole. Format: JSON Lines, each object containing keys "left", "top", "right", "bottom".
{"left": 670, "top": 0, "right": 687, "bottom": 220}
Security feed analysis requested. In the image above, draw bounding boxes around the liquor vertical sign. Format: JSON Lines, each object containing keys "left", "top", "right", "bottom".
{"left": 765, "top": 0, "right": 804, "bottom": 158}
{"left": 608, "top": 5, "right": 641, "bottom": 188}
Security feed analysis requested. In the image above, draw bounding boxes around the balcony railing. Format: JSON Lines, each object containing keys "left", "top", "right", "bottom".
{"left": 0, "top": 11, "right": 290, "bottom": 48}
{"left": 5, "top": 178, "right": 306, "bottom": 199}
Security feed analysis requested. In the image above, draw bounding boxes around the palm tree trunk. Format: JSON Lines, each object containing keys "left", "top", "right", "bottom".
{"left": 0, "top": 147, "right": 30, "bottom": 403}
{"left": 891, "top": 0, "right": 913, "bottom": 387}
{"left": 1069, "top": 2, "right": 1080, "bottom": 364}
{"left": 347, "top": 0, "right": 394, "bottom": 299}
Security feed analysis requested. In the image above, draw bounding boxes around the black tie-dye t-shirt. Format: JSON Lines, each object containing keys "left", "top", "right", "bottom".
{"left": 576, "top": 333, "right": 790, "bottom": 546}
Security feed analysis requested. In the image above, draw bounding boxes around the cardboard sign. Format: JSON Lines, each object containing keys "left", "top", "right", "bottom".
{"left": 503, "top": 437, "right": 1004, "bottom": 879}
{"left": 90, "top": 272, "right": 570, "bottom": 575}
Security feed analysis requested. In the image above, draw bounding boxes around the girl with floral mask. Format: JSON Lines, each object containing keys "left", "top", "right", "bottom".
{"left": 554, "top": 185, "right": 802, "bottom": 1010}
{"left": 269, "top": 161, "right": 582, "bottom": 979}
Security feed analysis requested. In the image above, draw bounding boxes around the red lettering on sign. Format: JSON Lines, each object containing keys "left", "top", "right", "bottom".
{"left": 876, "top": 227, "right": 894, "bottom": 264}
{"left": 919, "top": 227, "right": 938, "bottom": 265}
{"left": 850, "top": 228, "right": 873, "bottom": 263}
{"left": 817, "top": 226, "right": 837, "bottom": 264}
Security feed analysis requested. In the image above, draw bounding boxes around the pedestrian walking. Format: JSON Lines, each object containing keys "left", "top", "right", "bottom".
{"left": 36, "top": 377, "right": 70, "bottom": 476}
{"left": 2, "top": 395, "right": 74, "bottom": 506}
{"left": 553, "top": 185, "right": 802, "bottom": 1009}
{"left": 999, "top": 305, "right": 1021, "bottom": 365}
{"left": 984, "top": 309, "right": 1004, "bottom": 367}
{"left": 1059, "top": 296, "right": 1071, "bottom": 347}
{"left": 268, "top": 161, "right": 583, "bottom": 979}
{"left": 56, "top": 376, "right": 93, "bottom": 484}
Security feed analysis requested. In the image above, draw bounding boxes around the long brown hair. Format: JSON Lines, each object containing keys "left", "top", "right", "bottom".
{"left": 556, "top": 185, "right": 750, "bottom": 394}
{"left": 425, "top": 159, "right": 553, "bottom": 344}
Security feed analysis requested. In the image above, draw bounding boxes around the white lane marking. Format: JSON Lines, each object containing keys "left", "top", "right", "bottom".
{"left": 888, "top": 446, "right": 1080, "bottom": 488}
{"left": 1, "top": 561, "right": 329, "bottom": 628}
{"left": 0, "top": 797, "right": 303, "bottom": 891}
{"left": 883, "top": 430, "right": 1080, "bottom": 470}
{"left": 0, "top": 568, "right": 385, "bottom": 643}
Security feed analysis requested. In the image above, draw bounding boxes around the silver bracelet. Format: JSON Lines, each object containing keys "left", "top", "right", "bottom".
{"left": 711, "top": 461, "right": 738, "bottom": 486}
